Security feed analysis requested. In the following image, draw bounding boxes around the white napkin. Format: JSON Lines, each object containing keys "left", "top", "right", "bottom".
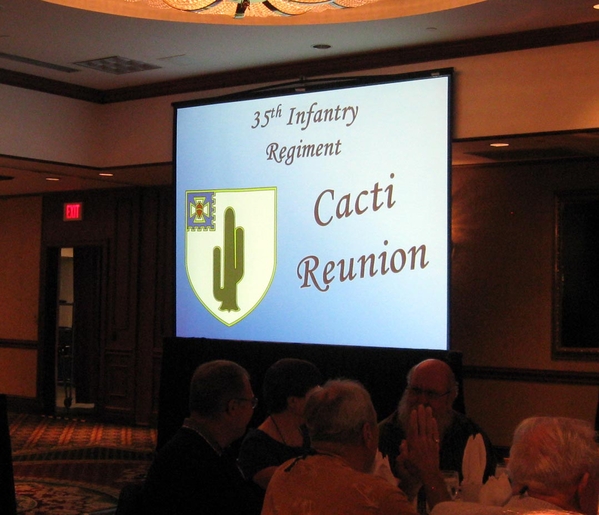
{"left": 462, "top": 434, "right": 486, "bottom": 485}
{"left": 478, "top": 473, "right": 512, "bottom": 506}
{"left": 372, "top": 450, "right": 399, "bottom": 486}
{"left": 461, "top": 434, "right": 486, "bottom": 501}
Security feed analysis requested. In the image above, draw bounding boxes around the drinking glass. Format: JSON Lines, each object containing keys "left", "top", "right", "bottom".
{"left": 441, "top": 470, "right": 460, "bottom": 500}
{"left": 495, "top": 461, "right": 508, "bottom": 478}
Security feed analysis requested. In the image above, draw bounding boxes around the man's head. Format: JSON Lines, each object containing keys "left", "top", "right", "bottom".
{"left": 304, "top": 379, "right": 379, "bottom": 472}
{"left": 188, "top": 360, "right": 255, "bottom": 441}
{"left": 508, "top": 416, "right": 599, "bottom": 515}
{"left": 398, "top": 359, "right": 458, "bottom": 436}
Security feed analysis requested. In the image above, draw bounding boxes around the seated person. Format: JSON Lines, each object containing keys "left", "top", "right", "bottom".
{"left": 140, "top": 360, "right": 262, "bottom": 515}
{"left": 506, "top": 416, "right": 599, "bottom": 515}
{"left": 379, "top": 359, "right": 496, "bottom": 499}
{"left": 262, "top": 379, "right": 450, "bottom": 515}
{"left": 431, "top": 416, "right": 599, "bottom": 515}
{"left": 237, "top": 358, "right": 323, "bottom": 490}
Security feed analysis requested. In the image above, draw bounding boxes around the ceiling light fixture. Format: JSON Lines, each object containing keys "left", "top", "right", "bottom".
{"left": 160, "top": 0, "right": 385, "bottom": 19}
{"left": 490, "top": 142, "right": 509, "bottom": 147}
{"left": 43, "top": 0, "right": 486, "bottom": 25}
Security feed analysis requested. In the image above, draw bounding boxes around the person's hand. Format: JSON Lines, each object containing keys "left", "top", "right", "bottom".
{"left": 404, "top": 405, "right": 450, "bottom": 507}
{"left": 405, "top": 404, "right": 440, "bottom": 482}
{"left": 394, "top": 439, "right": 422, "bottom": 500}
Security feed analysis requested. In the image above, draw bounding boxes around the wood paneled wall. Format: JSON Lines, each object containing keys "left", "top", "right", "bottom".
{"left": 40, "top": 186, "right": 173, "bottom": 425}
{"left": 4, "top": 156, "right": 597, "bottom": 435}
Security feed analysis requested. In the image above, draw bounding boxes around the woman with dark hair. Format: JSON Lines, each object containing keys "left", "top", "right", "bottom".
{"left": 238, "top": 358, "right": 323, "bottom": 491}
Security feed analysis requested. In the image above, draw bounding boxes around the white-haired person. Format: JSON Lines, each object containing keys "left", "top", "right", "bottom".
{"left": 431, "top": 416, "right": 599, "bottom": 515}
{"left": 262, "top": 379, "right": 450, "bottom": 515}
{"left": 505, "top": 416, "right": 599, "bottom": 515}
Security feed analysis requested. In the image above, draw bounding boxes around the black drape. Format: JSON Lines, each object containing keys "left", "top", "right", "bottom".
{"left": 0, "top": 394, "right": 17, "bottom": 515}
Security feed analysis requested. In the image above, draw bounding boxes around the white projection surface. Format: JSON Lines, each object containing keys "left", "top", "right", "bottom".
{"left": 175, "top": 71, "right": 451, "bottom": 349}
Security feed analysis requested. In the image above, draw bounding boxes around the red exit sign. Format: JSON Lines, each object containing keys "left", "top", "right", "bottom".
{"left": 63, "top": 202, "right": 84, "bottom": 221}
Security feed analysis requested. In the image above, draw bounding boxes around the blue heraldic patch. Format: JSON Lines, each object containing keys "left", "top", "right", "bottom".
{"left": 187, "top": 191, "right": 216, "bottom": 231}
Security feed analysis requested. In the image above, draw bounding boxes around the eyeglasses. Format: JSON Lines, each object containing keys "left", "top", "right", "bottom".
{"left": 234, "top": 397, "right": 259, "bottom": 409}
{"left": 406, "top": 386, "right": 452, "bottom": 400}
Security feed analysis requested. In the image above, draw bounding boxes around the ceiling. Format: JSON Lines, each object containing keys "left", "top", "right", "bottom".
{"left": 1, "top": 0, "right": 599, "bottom": 196}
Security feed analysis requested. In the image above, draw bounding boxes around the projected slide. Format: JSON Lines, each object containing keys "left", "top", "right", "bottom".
{"left": 175, "top": 70, "right": 451, "bottom": 349}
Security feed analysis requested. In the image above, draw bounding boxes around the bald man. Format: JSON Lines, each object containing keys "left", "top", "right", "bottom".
{"left": 379, "top": 359, "right": 496, "bottom": 501}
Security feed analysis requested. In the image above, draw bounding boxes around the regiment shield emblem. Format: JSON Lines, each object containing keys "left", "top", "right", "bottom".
{"left": 185, "top": 187, "right": 277, "bottom": 326}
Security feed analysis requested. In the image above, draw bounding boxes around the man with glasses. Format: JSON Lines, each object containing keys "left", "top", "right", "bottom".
{"left": 379, "top": 359, "right": 496, "bottom": 503}
{"left": 139, "top": 360, "right": 262, "bottom": 515}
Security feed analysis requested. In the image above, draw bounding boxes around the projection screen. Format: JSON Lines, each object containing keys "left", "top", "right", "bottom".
{"left": 174, "top": 69, "right": 452, "bottom": 350}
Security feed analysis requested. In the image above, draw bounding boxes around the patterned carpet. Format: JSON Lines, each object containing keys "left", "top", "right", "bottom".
{"left": 15, "top": 480, "right": 118, "bottom": 514}
{"left": 9, "top": 413, "right": 157, "bottom": 514}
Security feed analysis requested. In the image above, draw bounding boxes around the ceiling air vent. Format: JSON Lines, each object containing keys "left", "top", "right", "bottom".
{"left": 74, "top": 56, "right": 161, "bottom": 75}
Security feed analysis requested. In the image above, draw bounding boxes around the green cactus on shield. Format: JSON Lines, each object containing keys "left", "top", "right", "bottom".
{"left": 213, "top": 207, "right": 244, "bottom": 311}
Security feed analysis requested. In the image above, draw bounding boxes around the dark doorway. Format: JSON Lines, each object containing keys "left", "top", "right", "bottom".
{"left": 42, "top": 245, "right": 105, "bottom": 416}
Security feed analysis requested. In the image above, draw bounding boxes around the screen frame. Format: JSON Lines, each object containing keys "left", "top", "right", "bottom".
{"left": 172, "top": 67, "right": 454, "bottom": 350}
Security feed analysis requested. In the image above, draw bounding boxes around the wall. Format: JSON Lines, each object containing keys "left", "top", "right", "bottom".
{"left": 0, "top": 86, "right": 99, "bottom": 166}
{"left": 0, "top": 197, "right": 41, "bottom": 341}
{"left": 451, "top": 159, "right": 599, "bottom": 372}
{"left": 3, "top": 159, "right": 597, "bottom": 437}
{"left": 0, "top": 42, "right": 598, "bottom": 168}
{"left": 0, "top": 196, "right": 41, "bottom": 399}
{"left": 464, "top": 380, "right": 597, "bottom": 448}
{"left": 447, "top": 42, "right": 599, "bottom": 137}
{"left": 36, "top": 187, "right": 173, "bottom": 424}
{"left": 0, "top": 348, "right": 37, "bottom": 398}
{"left": 452, "top": 159, "right": 599, "bottom": 446}
{"left": 0, "top": 40, "right": 598, "bottom": 434}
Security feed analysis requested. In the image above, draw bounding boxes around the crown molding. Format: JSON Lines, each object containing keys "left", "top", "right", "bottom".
{"left": 1, "top": 21, "right": 598, "bottom": 104}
